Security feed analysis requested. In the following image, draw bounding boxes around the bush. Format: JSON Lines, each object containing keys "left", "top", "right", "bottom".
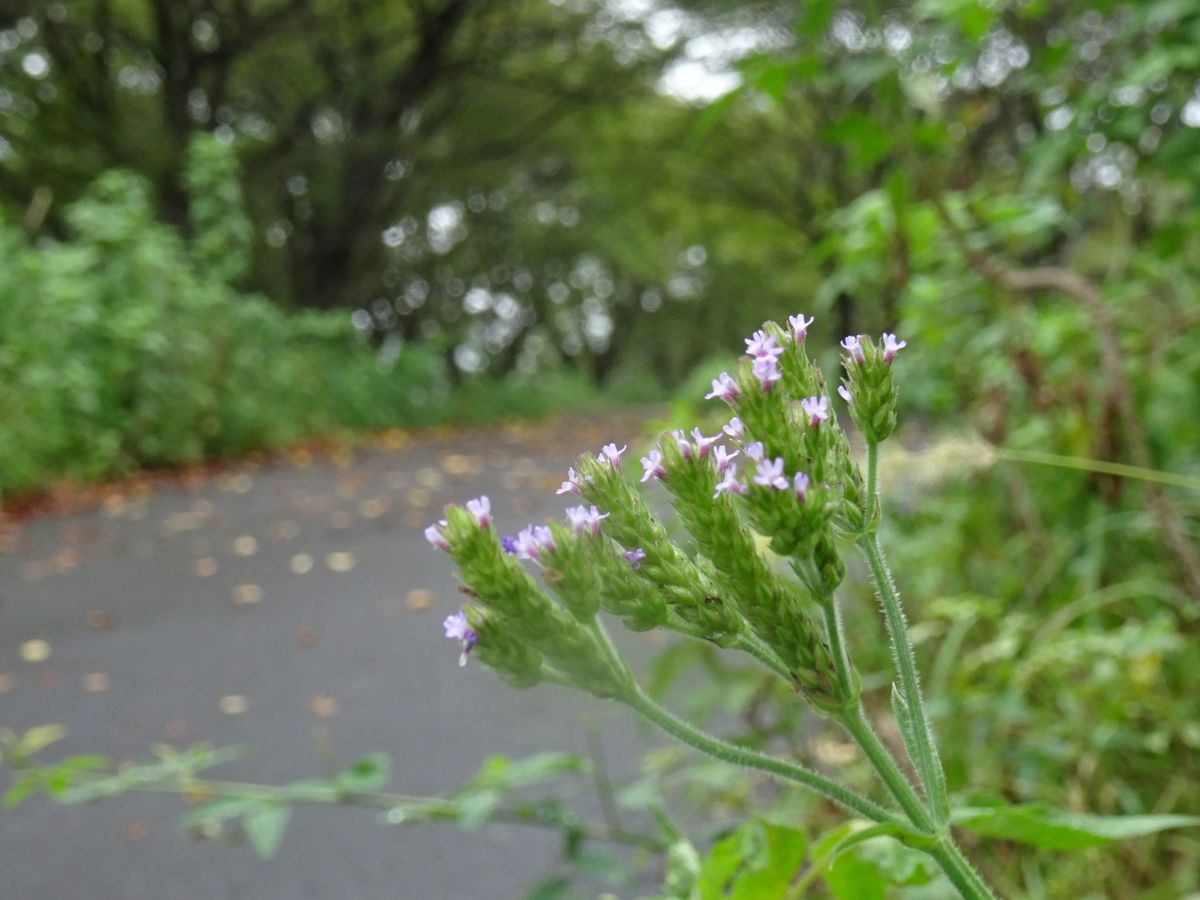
{"left": 0, "top": 141, "right": 447, "bottom": 499}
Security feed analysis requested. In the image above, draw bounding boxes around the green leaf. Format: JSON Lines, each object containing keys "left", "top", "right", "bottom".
{"left": 728, "top": 822, "right": 807, "bottom": 899}
{"left": 523, "top": 876, "right": 573, "bottom": 900}
{"left": 471, "top": 753, "right": 587, "bottom": 790}
{"left": 952, "top": 804, "right": 1200, "bottom": 850}
{"left": 337, "top": 753, "right": 391, "bottom": 792}
{"left": 4, "top": 776, "right": 40, "bottom": 809}
{"left": 696, "top": 829, "right": 744, "bottom": 899}
{"left": 242, "top": 803, "right": 291, "bottom": 859}
{"left": 19, "top": 725, "right": 68, "bottom": 756}
{"left": 455, "top": 787, "right": 501, "bottom": 830}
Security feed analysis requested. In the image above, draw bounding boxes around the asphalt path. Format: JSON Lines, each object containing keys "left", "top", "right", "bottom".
{"left": 0, "top": 411, "right": 671, "bottom": 900}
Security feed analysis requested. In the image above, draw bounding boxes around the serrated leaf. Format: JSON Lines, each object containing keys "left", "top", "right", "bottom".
{"left": 243, "top": 803, "right": 291, "bottom": 859}
{"left": 951, "top": 804, "right": 1200, "bottom": 850}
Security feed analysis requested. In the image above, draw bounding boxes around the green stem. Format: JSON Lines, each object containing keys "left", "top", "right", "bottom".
{"left": 860, "top": 440, "right": 949, "bottom": 824}
{"left": 28, "top": 769, "right": 665, "bottom": 850}
{"left": 821, "top": 599, "right": 856, "bottom": 705}
{"left": 734, "top": 631, "right": 796, "bottom": 683}
{"left": 928, "top": 838, "right": 1000, "bottom": 900}
{"left": 859, "top": 529, "right": 950, "bottom": 825}
{"left": 837, "top": 706, "right": 933, "bottom": 833}
{"left": 624, "top": 683, "right": 901, "bottom": 826}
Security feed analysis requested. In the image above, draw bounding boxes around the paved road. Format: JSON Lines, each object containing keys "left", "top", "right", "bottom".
{"left": 0, "top": 412, "right": 668, "bottom": 900}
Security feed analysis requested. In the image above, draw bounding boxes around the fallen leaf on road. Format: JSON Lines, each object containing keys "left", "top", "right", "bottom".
{"left": 194, "top": 557, "right": 219, "bottom": 577}
{"left": 88, "top": 609, "right": 118, "bottom": 631}
{"left": 325, "top": 552, "right": 356, "bottom": 573}
{"left": 358, "top": 497, "right": 389, "bottom": 519}
{"left": 218, "top": 694, "right": 249, "bottom": 715}
{"left": 231, "top": 584, "right": 263, "bottom": 605}
{"left": 120, "top": 821, "right": 152, "bottom": 843}
{"left": 309, "top": 695, "right": 339, "bottom": 718}
{"left": 270, "top": 520, "right": 300, "bottom": 541}
{"left": 405, "top": 589, "right": 434, "bottom": 611}
{"left": 19, "top": 639, "right": 51, "bottom": 663}
{"left": 289, "top": 553, "right": 314, "bottom": 574}
{"left": 295, "top": 627, "right": 318, "bottom": 648}
{"left": 82, "top": 672, "right": 111, "bottom": 693}
{"left": 0, "top": 673, "right": 15, "bottom": 693}
{"left": 233, "top": 535, "right": 258, "bottom": 557}
{"left": 327, "top": 510, "right": 352, "bottom": 529}
{"left": 405, "top": 488, "right": 430, "bottom": 509}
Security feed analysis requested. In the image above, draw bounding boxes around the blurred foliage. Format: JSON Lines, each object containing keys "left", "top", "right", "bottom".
{"left": 0, "top": 135, "right": 451, "bottom": 497}
{"left": 2, "top": 0, "right": 1200, "bottom": 896}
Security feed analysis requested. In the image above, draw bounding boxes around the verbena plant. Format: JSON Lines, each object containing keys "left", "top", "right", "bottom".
{"left": 6, "top": 316, "right": 1197, "bottom": 896}
{"left": 428, "top": 318, "right": 998, "bottom": 897}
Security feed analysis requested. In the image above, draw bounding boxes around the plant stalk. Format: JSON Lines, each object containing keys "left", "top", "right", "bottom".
{"left": 624, "top": 683, "right": 901, "bottom": 827}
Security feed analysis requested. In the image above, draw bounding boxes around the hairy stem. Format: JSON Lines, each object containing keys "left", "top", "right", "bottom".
{"left": 836, "top": 705, "right": 933, "bottom": 833}
{"left": 861, "top": 441, "right": 949, "bottom": 824}
{"left": 624, "top": 683, "right": 902, "bottom": 826}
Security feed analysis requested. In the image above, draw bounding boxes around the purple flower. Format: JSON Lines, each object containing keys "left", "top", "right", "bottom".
{"left": 840, "top": 335, "right": 865, "bottom": 364}
{"left": 466, "top": 495, "right": 491, "bottom": 528}
{"left": 566, "top": 504, "right": 609, "bottom": 535}
{"left": 444, "top": 610, "right": 478, "bottom": 666}
{"left": 723, "top": 417, "right": 745, "bottom": 440}
{"left": 705, "top": 372, "right": 740, "bottom": 403}
{"left": 556, "top": 467, "right": 584, "bottom": 495}
{"left": 745, "top": 329, "right": 783, "bottom": 360}
{"left": 788, "top": 313, "right": 815, "bottom": 343}
{"left": 882, "top": 332, "right": 907, "bottom": 363}
{"left": 793, "top": 472, "right": 810, "bottom": 502}
{"left": 713, "top": 464, "right": 748, "bottom": 498}
{"left": 501, "top": 535, "right": 518, "bottom": 554}
{"left": 690, "top": 427, "right": 720, "bottom": 458}
{"left": 514, "top": 525, "right": 555, "bottom": 560}
{"left": 641, "top": 448, "right": 666, "bottom": 482}
{"left": 752, "top": 354, "right": 782, "bottom": 390}
{"left": 712, "top": 445, "right": 739, "bottom": 472}
{"left": 625, "top": 548, "right": 646, "bottom": 569}
{"left": 744, "top": 441, "right": 765, "bottom": 462}
{"left": 425, "top": 521, "right": 450, "bottom": 551}
{"left": 753, "top": 457, "right": 789, "bottom": 490}
{"left": 670, "top": 429, "right": 693, "bottom": 459}
{"left": 598, "top": 443, "right": 627, "bottom": 467}
{"left": 800, "top": 395, "right": 829, "bottom": 427}
{"left": 837, "top": 385, "right": 852, "bottom": 405}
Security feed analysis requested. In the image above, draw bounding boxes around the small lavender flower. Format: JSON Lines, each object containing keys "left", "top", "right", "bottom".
{"left": 705, "top": 372, "right": 740, "bottom": 403}
{"left": 556, "top": 467, "right": 583, "bottom": 495}
{"left": 425, "top": 521, "right": 450, "bottom": 551}
{"left": 788, "top": 313, "right": 815, "bottom": 343}
{"left": 840, "top": 335, "right": 865, "bottom": 364}
{"left": 752, "top": 354, "right": 782, "bottom": 390}
{"left": 744, "top": 441, "right": 765, "bottom": 462}
{"left": 745, "top": 329, "right": 784, "bottom": 360}
{"left": 882, "top": 332, "right": 907, "bottom": 363}
{"left": 712, "top": 445, "right": 739, "bottom": 472}
{"left": 444, "top": 610, "right": 478, "bottom": 666}
{"left": 514, "top": 525, "right": 555, "bottom": 560}
{"left": 566, "top": 504, "right": 609, "bottom": 535}
{"left": 690, "top": 427, "right": 720, "bottom": 458}
{"left": 800, "top": 395, "right": 829, "bottom": 427}
{"left": 598, "top": 443, "right": 627, "bottom": 467}
{"left": 837, "top": 385, "right": 852, "bottom": 405}
{"left": 713, "top": 463, "right": 748, "bottom": 498}
{"left": 723, "top": 417, "right": 745, "bottom": 440}
{"left": 466, "top": 495, "right": 491, "bottom": 528}
{"left": 640, "top": 448, "right": 666, "bottom": 482}
{"left": 501, "top": 535, "right": 518, "bottom": 554}
{"left": 670, "top": 429, "right": 693, "bottom": 459}
{"left": 753, "top": 457, "right": 790, "bottom": 490}
{"left": 624, "top": 548, "right": 646, "bottom": 569}
{"left": 793, "top": 471, "right": 810, "bottom": 502}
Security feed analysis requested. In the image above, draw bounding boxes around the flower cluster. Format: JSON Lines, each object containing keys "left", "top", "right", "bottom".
{"left": 427, "top": 314, "right": 907, "bottom": 714}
